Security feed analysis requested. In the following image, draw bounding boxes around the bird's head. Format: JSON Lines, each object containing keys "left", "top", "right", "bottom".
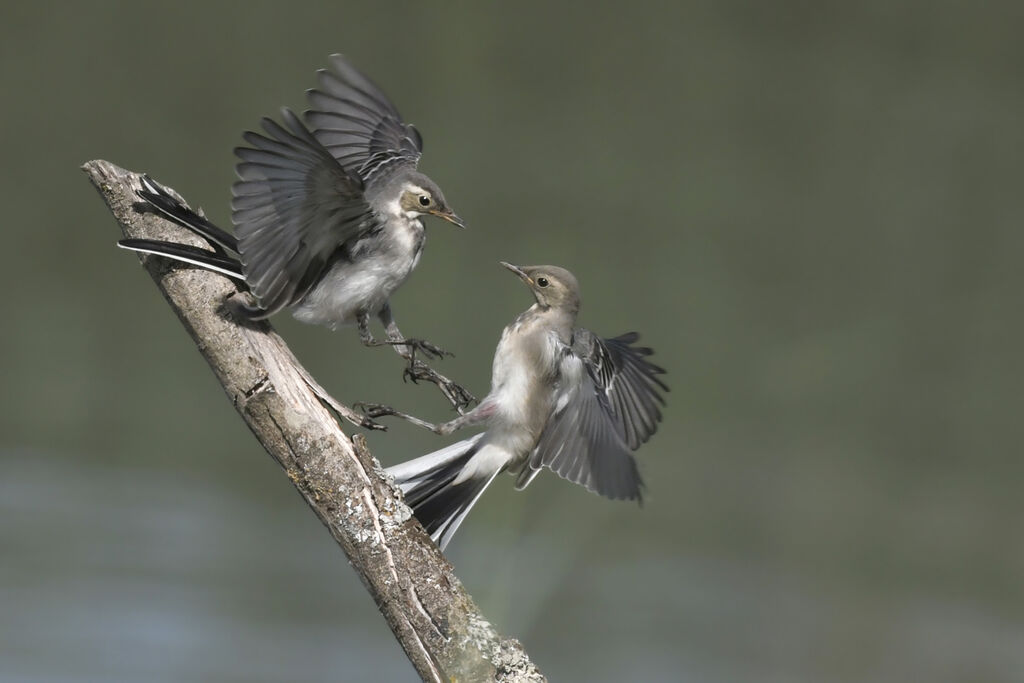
{"left": 398, "top": 172, "right": 464, "bottom": 228}
{"left": 500, "top": 262, "right": 581, "bottom": 313}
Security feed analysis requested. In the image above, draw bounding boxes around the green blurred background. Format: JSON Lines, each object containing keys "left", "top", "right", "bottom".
{"left": 2, "top": 2, "right": 1022, "bottom": 681}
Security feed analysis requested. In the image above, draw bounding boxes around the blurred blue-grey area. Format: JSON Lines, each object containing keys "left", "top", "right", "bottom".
{"left": 1, "top": 2, "right": 1022, "bottom": 681}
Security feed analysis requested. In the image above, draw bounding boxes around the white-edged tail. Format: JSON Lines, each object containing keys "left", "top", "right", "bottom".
{"left": 117, "top": 240, "right": 245, "bottom": 280}
{"left": 387, "top": 434, "right": 497, "bottom": 550}
{"left": 119, "top": 174, "right": 247, "bottom": 281}
{"left": 136, "top": 175, "right": 239, "bottom": 253}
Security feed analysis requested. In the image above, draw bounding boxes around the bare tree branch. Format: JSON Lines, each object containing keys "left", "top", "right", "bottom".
{"left": 84, "top": 160, "right": 545, "bottom": 683}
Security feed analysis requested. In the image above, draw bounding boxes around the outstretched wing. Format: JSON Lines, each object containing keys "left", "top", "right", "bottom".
{"left": 515, "top": 330, "right": 668, "bottom": 501}
{"left": 232, "top": 108, "right": 378, "bottom": 317}
{"left": 512, "top": 355, "right": 634, "bottom": 501}
{"left": 573, "top": 330, "right": 669, "bottom": 449}
{"left": 304, "top": 54, "right": 423, "bottom": 186}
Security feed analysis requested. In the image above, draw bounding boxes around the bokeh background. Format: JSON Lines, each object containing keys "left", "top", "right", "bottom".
{"left": 2, "top": 2, "right": 1022, "bottom": 681}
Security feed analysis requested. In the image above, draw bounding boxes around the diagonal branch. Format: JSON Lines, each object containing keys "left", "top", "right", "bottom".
{"left": 84, "top": 160, "right": 545, "bottom": 683}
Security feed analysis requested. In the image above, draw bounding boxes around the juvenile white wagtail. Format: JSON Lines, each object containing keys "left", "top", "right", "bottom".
{"left": 360, "top": 263, "right": 668, "bottom": 550}
{"left": 119, "top": 54, "right": 473, "bottom": 410}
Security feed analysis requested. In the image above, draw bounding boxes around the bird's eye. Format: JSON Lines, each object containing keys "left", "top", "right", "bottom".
{"left": 537, "top": 277, "right": 549, "bottom": 288}
{"left": 418, "top": 195, "right": 432, "bottom": 207}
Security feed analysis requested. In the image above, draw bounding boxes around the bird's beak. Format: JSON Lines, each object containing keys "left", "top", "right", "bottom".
{"left": 499, "top": 261, "right": 532, "bottom": 285}
{"left": 430, "top": 208, "right": 466, "bottom": 229}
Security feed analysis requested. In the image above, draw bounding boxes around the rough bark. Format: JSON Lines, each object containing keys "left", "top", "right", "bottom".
{"left": 84, "top": 160, "right": 545, "bottom": 683}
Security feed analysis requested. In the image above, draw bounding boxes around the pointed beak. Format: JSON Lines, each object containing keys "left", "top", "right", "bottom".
{"left": 499, "top": 261, "right": 532, "bottom": 285}
{"left": 430, "top": 208, "right": 466, "bottom": 229}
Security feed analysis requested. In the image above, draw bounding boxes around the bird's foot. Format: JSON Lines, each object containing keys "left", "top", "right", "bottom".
{"left": 407, "top": 338, "right": 452, "bottom": 361}
{"left": 369, "top": 337, "right": 452, "bottom": 362}
{"left": 402, "top": 360, "right": 477, "bottom": 413}
{"left": 354, "top": 402, "right": 399, "bottom": 420}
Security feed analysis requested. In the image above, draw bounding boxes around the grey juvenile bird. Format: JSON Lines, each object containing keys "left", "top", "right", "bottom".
{"left": 119, "top": 54, "right": 473, "bottom": 410}
{"left": 362, "top": 262, "right": 668, "bottom": 550}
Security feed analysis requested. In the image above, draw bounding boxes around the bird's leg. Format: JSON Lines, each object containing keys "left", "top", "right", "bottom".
{"left": 371, "top": 338, "right": 452, "bottom": 361}
{"left": 362, "top": 306, "right": 476, "bottom": 414}
{"left": 356, "top": 399, "right": 496, "bottom": 436}
{"left": 293, "top": 362, "right": 387, "bottom": 432}
{"left": 356, "top": 309, "right": 449, "bottom": 361}
{"left": 402, "top": 361, "right": 477, "bottom": 414}
{"left": 357, "top": 310, "right": 382, "bottom": 346}
{"left": 380, "top": 304, "right": 454, "bottom": 362}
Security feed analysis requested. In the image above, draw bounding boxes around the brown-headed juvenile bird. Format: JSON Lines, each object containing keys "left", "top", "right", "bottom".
{"left": 363, "top": 262, "right": 668, "bottom": 549}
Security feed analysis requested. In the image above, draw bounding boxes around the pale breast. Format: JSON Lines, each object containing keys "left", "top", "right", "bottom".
{"left": 488, "top": 314, "right": 563, "bottom": 433}
{"left": 292, "top": 218, "right": 425, "bottom": 329}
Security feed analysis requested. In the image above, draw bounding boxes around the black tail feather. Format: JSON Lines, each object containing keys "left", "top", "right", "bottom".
{"left": 137, "top": 175, "right": 239, "bottom": 254}
{"left": 387, "top": 435, "right": 495, "bottom": 550}
{"left": 413, "top": 475, "right": 496, "bottom": 550}
{"left": 117, "top": 239, "right": 245, "bottom": 280}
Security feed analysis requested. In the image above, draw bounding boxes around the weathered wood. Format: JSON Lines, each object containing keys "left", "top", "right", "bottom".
{"left": 84, "top": 160, "right": 545, "bottom": 683}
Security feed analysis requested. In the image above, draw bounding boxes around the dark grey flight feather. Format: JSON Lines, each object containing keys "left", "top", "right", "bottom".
{"left": 515, "top": 331, "right": 667, "bottom": 501}
{"left": 517, "top": 347, "right": 638, "bottom": 501}
{"left": 304, "top": 54, "right": 423, "bottom": 187}
{"left": 575, "top": 330, "right": 669, "bottom": 450}
{"left": 231, "top": 107, "right": 378, "bottom": 318}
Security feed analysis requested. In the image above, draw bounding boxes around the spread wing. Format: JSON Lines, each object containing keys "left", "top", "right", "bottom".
{"left": 573, "top": 330, "right": 669, "bottom": 449}
{"left": 232, "top": 108, "right": 378, "bottom": 317}
{"left": 515, "top": 330, "right": 668, "bottom": 501}
{"left": 304, "top": 54, "right": 423, "bottom": 186}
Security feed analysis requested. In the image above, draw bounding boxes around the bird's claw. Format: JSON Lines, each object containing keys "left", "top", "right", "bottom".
{"left": 445, "top": 381, "right": 477, "bottom": 412}
{"left": 358, "top": 414, "right": 388, "bottom": 431}
{"left": 401, "top": 338, "right": 452, "bottom": 363}
{"left": 402, "top": 362, "right": 426, "bottom": 385}
{"left": 401, "top": 361, "right": 476, "bottom": 412}
{"left": 354, "top": 402, "right": 398, "bottom": 420}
